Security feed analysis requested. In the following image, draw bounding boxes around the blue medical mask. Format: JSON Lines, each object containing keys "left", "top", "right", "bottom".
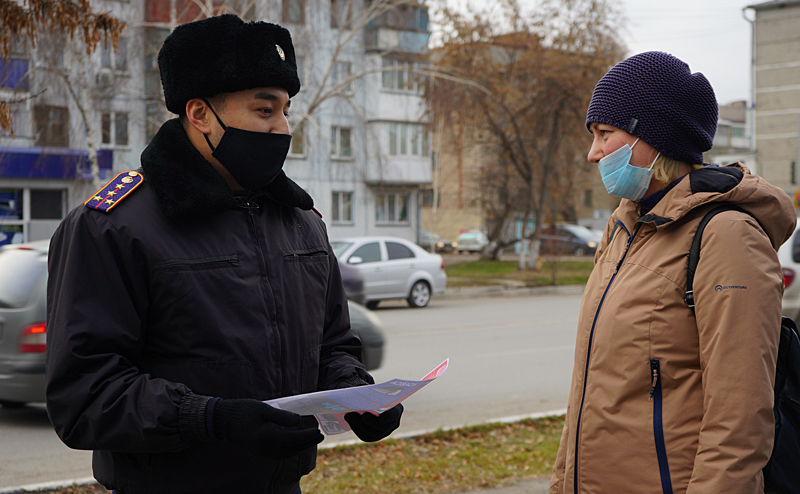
{"left": 597, "top": 138, "right": 660, "bottom": 202}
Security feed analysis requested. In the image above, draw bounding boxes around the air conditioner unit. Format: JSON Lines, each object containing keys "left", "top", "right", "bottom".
{"left": 96, "top": 72, "right": 112, "bottom": 86}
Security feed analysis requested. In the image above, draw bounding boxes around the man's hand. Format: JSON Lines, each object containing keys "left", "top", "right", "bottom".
{"left": 213, "top": 399, "right": 323, "bottom": 459}
{"left": 345, "top": 404, "right": 403, "bottom": 442}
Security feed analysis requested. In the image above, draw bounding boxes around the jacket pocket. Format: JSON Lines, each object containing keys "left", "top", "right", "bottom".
{"left": 161, "top": 254, "right": 240, "bottom": 272}
{"left": 650, "top": 359, "right": 673, "bottom": 494}
{"left": 283, "top": 247, "right": 329, "bottom": 264}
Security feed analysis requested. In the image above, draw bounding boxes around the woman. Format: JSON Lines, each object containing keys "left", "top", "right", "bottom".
{"left": 549, "top": 51, "right": 796, "bottom": 494}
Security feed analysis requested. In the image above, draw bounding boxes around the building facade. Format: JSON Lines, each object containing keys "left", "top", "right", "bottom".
{"left": 706, "top": 100, "right": 756, "bottom": 169}
{"left": 0, "top": 0, "right": 431, "bottom": 245}
{"left": 746, "top": 0, "right": 800, "bottom": 192}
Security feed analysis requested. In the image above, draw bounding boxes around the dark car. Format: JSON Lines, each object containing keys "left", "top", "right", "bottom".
{"left": 539, "top": 224, "right": 601, "bottom": 257}
{"left": 0, "top": 240, "right": 385, "bottom": 408}
{"left": 418, "top": 231, "right": 456, "bottom": 254}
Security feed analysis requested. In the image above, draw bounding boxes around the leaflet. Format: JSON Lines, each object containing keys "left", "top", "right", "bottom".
{"left": 265, "top": 359, "right": 449, "bottom": 435}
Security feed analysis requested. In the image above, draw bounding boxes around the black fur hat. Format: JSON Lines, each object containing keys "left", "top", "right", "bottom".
{"left": 158, "top": 14, "right": 301, "bottom": 114}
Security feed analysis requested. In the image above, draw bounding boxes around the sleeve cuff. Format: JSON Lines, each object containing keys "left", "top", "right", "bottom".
{"left": 178, "top": 393, "right": 214, "bottom": 445}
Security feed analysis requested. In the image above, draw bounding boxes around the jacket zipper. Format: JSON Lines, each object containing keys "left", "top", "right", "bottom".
{"left": 236, "top": 199, "right": 283, "bottom": 394}
{"left": 573, "top": 221, "right": 641, "bottom": 493}
{"left": 650, "top": 360, "right": 673, "bottom": 494}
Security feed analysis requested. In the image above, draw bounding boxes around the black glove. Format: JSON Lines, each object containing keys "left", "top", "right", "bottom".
{"left": 345, "top": 403, "right": 403, "bottom": 442}
{"left": 213, "top": 399, "right": 323, "bottom": 459}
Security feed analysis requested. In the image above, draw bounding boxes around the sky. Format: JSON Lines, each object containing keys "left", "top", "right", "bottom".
{"left": 620, "top": 0, "right": 755, "bottom": 106}
{"left": 444, "top": 0, "right": 758, "bottom": 106}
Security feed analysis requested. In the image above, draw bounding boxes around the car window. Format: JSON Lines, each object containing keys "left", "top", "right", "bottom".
{"left": 0, "top": 248, "right": 46, "bottom": 308}
{"left": 331, "top": 242, "right": 353, "bottom": 259}
{"left": 386, "top": 241, "right": 415, "bottom": 260}
{"left": 350, "top": 242, "right": 381, "bottom": 263}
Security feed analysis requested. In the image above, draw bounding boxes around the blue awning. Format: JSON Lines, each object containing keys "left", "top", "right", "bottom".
{"left": 0, "top": 147, "right": 113, "bottom": 180}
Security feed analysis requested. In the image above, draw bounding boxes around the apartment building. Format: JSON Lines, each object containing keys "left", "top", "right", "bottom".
{"left": 746, "top": 0, "right": 800, "bottom": 190}
{"left": 0, "top": 0, "right": 431, "bottom": 245}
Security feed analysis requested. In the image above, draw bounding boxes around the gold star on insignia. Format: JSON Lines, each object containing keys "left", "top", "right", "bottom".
{"left": 115, "top": 184, "right": 125, "bottom": 189}
{"left": 107, "top": 190, "right": 117, "bottom": 196}
{"left": 105, "top": 199, "right": 114, "bottom": 205}
{"left": 92, "top": 195, "right": 103, "bottom": 201}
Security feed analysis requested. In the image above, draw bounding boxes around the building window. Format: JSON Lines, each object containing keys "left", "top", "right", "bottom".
{"left": 101, "top": 37, "right": 128, "bottom": 72}
{"left": 381, "top": 58, "right": 426, "bottom": 94}
{"left": 101, "top": 112, "right": 129, "bottom": 146}
{"left": 290, "top": 121, "right": 305, "bottom": 156}
{"left": 375, "top": 193, "right": 409, "bottom": 224}
{"left": 0, "top": 103, "right": 29, "bottom": 138}
{"left": 332, "top": 61, "right": 352, "bottom": 93}
{"left": 331, "top": 0, "right": 352, "bottom": 29}
{"left": 584, "top": 190, "right": 592, "bottom": 208}
{"left": 421, "top": 187, "right": 439, "bottom": 207}
{"left": 732, "top": 127, "right": 745, "bottom": 138}
{"left": 388, "top": 123, "right": 429, "bottom": 156}
{"left": 33, "top": 105, "right": 69, "bottom": 148}
{"left": 331, "top": 126, "right": 352, "bottom": 158}
{"left": 331, "top": 191, "right": 353, "bottom": 223}
{"left": 283, "top": 0, "right": 305, "bottom": 24}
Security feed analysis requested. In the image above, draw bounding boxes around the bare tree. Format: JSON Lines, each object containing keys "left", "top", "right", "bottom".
{"left": 424, "top": 0, "right": 626, "bottom": 267}
{"left": 0, "top": 0, "right": 125, "bottom": 135}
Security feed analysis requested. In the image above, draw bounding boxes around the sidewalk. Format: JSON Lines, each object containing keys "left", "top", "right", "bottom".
{"left": 455, "top": 478, "right": 550, "bottom": 494}
{"left": 440, "top": 283, "right": 585, "bottom": 300}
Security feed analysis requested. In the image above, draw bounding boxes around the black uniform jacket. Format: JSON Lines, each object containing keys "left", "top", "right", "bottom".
{"left": 45, "top": 119, "right": 371, "bottom": 494}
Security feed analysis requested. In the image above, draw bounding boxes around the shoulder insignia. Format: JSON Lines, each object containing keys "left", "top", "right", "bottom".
{"left": 313, "top": 207, "right": 323, "bottom": 219}
{"left": 84, "top": 171, "right": 144, "bottom": 213}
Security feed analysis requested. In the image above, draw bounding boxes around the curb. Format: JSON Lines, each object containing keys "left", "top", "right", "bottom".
{"left": 0, "top": 410, "right": 568, "bottom": 493}
{"left": 0, "top": 478, "right": 98, "bottom": 494}
{"left": 439, "top": 284, "right": 585, "bottom": 300}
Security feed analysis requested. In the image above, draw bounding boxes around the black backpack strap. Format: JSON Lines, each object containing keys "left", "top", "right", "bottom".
{"left": 685, "top": 202, "right": 749, "bottom": 312}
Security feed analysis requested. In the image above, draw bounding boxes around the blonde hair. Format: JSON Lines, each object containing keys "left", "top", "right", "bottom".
{"left": 651, "top": 154, "right": 703, "bottom": 187}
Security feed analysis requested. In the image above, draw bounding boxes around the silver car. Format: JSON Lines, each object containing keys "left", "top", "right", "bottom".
{"left": 779, "top": 223, "right": 800, "bottom": 321}
{"left": 0, "top": 240, "right": 385, "bottom": 407}
{"left": 331, "top": 236, "right": 447, "bottom": 309}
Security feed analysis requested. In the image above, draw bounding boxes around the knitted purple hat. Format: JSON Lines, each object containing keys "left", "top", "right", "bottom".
{"left": 586, "top": 51, "right": 718, "bottom": 165}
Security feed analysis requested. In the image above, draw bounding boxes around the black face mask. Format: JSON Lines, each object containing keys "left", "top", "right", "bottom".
{"left": 202, "top": 99, "right": 292, "bottom": 191}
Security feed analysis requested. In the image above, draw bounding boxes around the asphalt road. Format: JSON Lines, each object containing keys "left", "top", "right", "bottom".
{"left": 0, "top": 293, "right": 581, "bottom": 489}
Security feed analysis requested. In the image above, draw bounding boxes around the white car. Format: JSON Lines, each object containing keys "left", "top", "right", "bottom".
{"left": 455, "top": 231, "right": 488, "bottom": 253}
{"left": 331, "top": 236, "right": 447, "bottom": 309}
{"left": 779, "top": 222, "right": 800, "bottom": 321}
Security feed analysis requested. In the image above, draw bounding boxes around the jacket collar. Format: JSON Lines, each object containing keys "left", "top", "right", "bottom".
{"left": 140, "top": 118, "right": 313, "bottom": 222}
{"left": 614, "top": 162, "right": 795, "bottom": 249}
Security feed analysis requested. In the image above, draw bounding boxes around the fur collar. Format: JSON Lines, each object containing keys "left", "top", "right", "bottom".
{"left": 140, "top": 118, "right": 313, "bottom": 222}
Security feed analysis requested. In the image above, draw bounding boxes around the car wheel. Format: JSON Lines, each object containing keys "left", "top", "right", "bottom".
{"left": 0, "top": 400, "right": 26, "bottom": 409}
{"left": 574, "top": 247, "right": 586, "bottom": 256}
{"left": 407, "top": 281, "right": 431, "bottom": 308}
{"left": 366, "top": 300, "right": 380, "bottom": 310}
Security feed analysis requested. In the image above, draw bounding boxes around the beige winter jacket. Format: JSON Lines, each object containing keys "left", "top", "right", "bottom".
{"left": 549, "top": 163, "right": 796, "bottom": 494}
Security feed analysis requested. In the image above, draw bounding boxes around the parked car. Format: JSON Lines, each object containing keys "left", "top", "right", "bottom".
{"left": 455, "top": 231, "right": 488, "bottom": 253}
{"left": 779, "top": 223, "right": 800, "bottom": 321}
{"left": 331, "top": 236, "right": 447, "bottom": 309}
{"left": 418, "top": 231, "right": 456, "bottom": 254}
{"left": 539, "top": 223, "right": 601, "bottom": 256}
{"left": 0, "top": 240, "right": 385, "bottom": 408}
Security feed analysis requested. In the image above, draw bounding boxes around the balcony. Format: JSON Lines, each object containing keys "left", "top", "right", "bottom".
{"left": 365, "top": 26, "right": 430, "bottom": 54}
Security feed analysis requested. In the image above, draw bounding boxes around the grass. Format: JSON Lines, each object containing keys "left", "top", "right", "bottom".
{"left": 446, "top": 259, "right": 593, "bottom": 287}
{"left": 36, "top": 416, "right": 564, "bottom": 494}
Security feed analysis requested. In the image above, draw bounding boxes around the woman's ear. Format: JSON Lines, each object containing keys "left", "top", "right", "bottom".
{"left": 184, "top": 98, "right": 213, "bottom": 135}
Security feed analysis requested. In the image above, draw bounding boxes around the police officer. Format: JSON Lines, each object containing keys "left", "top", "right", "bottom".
{"left": 45, "top": 14, "right": 402, "bottom": 494}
